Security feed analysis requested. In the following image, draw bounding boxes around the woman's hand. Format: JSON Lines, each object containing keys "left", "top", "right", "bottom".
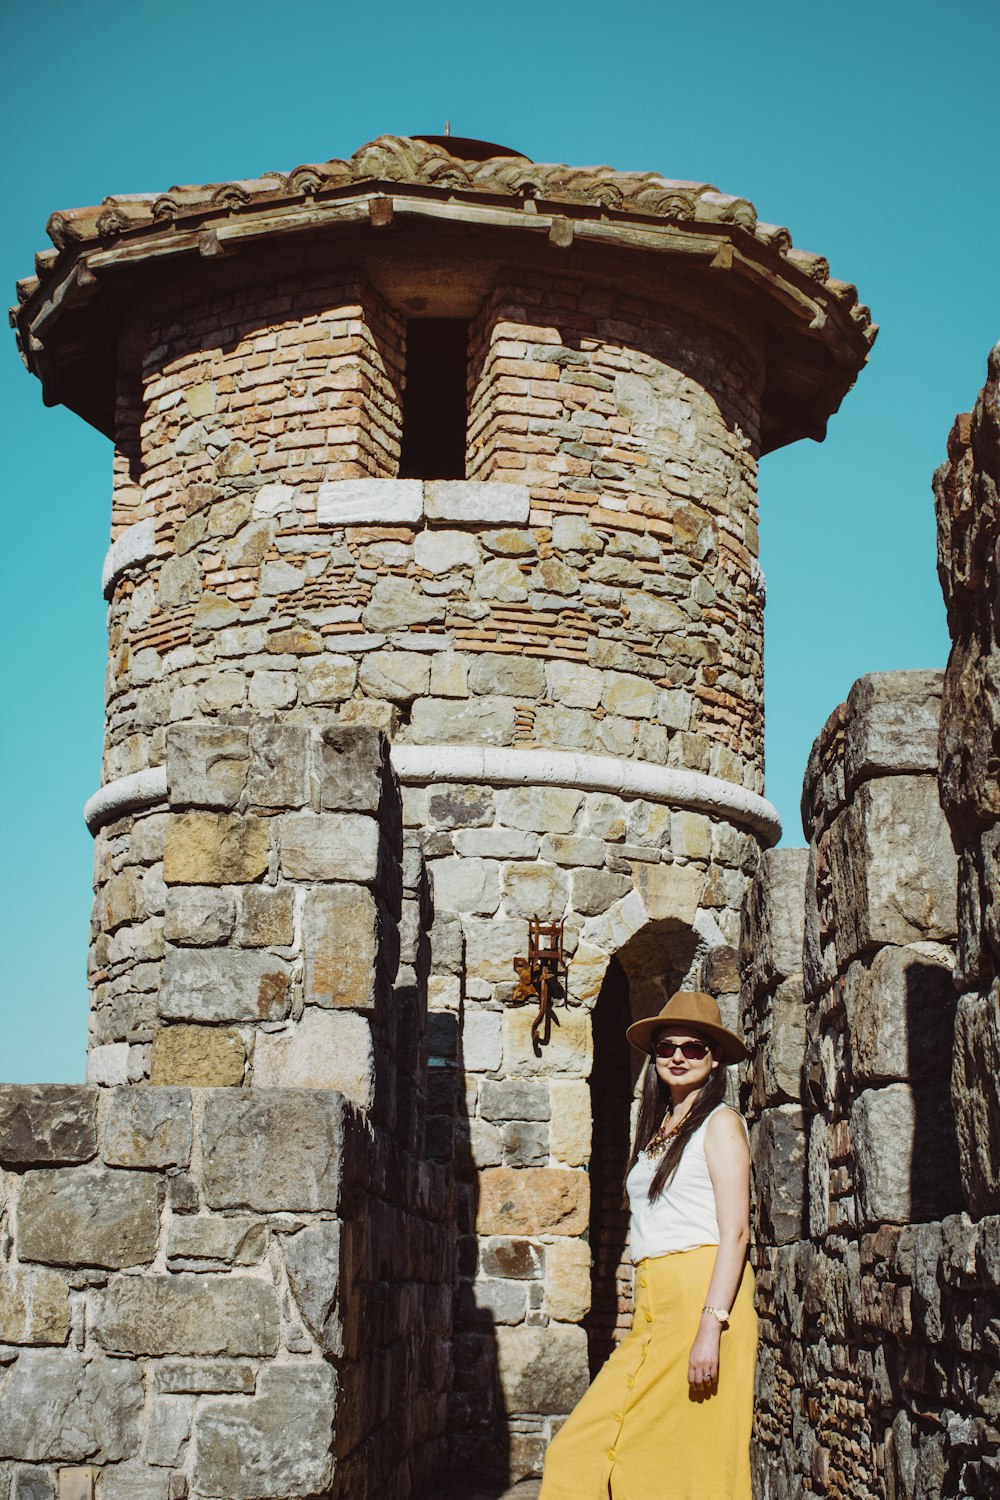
{"left": 688, "top": 1314, "right": 722, "bottom": 1390}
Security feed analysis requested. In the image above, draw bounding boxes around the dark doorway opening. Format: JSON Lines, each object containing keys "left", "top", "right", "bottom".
{"left": 398, "top": 318, "right": 470, "bottom": 479}
{"left": 585, "top": 957, "right": 635, "bottom": 1377}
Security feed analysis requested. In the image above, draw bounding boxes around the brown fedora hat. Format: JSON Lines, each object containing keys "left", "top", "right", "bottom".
{"left": 625, "top": 991, "right": 749, "bottom": 1064}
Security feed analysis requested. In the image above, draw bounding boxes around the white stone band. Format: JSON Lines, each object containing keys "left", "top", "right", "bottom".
{"left": 392, "top": 745, "right": 781, "bottom": 842}
{"left": 84, "top": 767, "right": 168, "bottom": 831}
{"left": 84, "top": 745, "right": 781, "bottom": 842}
{"left": 102, "top": 518, "right": 158, "bottom": 598}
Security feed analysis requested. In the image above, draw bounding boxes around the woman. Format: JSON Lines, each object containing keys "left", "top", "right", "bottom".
{"left": 539, "top": 990, "right": 757, "bottom": 1500}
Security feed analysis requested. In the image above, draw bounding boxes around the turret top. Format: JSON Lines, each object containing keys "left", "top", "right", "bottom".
{"left": 11, "top": 133, "right": 876, "bottom": 451}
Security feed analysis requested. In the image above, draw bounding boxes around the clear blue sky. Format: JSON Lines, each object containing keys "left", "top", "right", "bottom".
{"left": 2, "top": 0, "right": 996, "bottom": 1082}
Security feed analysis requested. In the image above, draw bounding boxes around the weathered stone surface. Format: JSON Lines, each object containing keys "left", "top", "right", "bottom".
{"left": 102, "top": 1086, "right": 193, "bottom": 1168}
{"left": 363, "top": 576, "right": 443, "bottom": 631}
{"left": 548, "top": 1080, "right": 593, "bottom": 1167}
{"left": 0, "top": 1088, "right": 97, "bottom": 1168}
{"left": 18, "top": 1165, "right": 160, "bottom": 1268}
{"left": 303, "top": 884, "right": 377, "bottom": 1008}
{"left": 299, "top": 655, "right": 357, "bottom": 706}
{"left": 477, "top": 1167, "right": 589, "bottom": 1235}
{"left": 317, "top": 477, "right": 422, "bottom": 526}
{"left": 844, "top": 943, "right": 955, "bottom": 1084}
{"left": 502, "top": 862, "right": 568, "bottom": 920}
{"left": 358, "top": 651, "right": 431, "bottom": 704}
{"left": 163, "top": 887, "right": 237, "bottom": 946}
{"left": 571, "top": 867, "right": 632, "bottom": 916}
{"left": 0, "top": 1351, "right": 142, "bottom": 1463}
{"left": 166, "top": 1214, "right": 267, "bottom": 1267}
{"left": 91, "top": 1274, "right": 279, "bottom": 1357}
{"left": 951, "top": 984, "right": 1000, "bottom": 1217}
{"left": 237, "top": 883, "right": 295, "bottom": 947}
{"left": 851, "top": 1084, "right": 963, "bottom": 1227}
{"left": 413, "top": 527, "right": 480, "bottom": 574}
{"left": 462, "top": 1009, "right": 503, "bottom": 1072}
{"left": 253, "top": 1009, "right": 373, "bottom": 1106}
{"left": 495, "top": 787, "right": 582, "bottom": 835}
{"left": 97, "top": 1462, "right": 170, "bottom": 1499}
{"left": 479, "top": 1237, "right": 543, "bottom": 1280}
{"left": 842, "top": 671, "right": 944, "bottom": 790}
{"left": 828, "top": 778, "right": 958, "bottom": 959}
{"left": 147, "top": 1394, "right": 196, "bottom": 1467}
{"left": 479, "top": 1081, "right": 550, "bottom": 1122}
{"left": 503, "top": 1008, "right": 590, "bottom": 1078}
{"left": 544, "top": 1237, "right": 591, "bottom": 1322}
{"left": 159, "top": 948, "right": 290, "bottom": 1024}
{"left": 758, "top": 976, "right": 807, "bottom": 1105}
{"left": 163, "top": 812, "right": 270, "bottom": 886}
{"left": 168, "top": 725, "right": 249, "bottom": 809}
{"left": 468, "top": 655, "right": 546, "bottom": 698}
{"left": 462, "top": 918, "right": 529, "bottom": 982}
{"left": 191, "top": 1364, "right": 336, "bottom": 1499}
{"left": 282, "top": 1220, "right": 342, "bottom": 1355}
{"left": 458, "top": 1276, "right": 529, "bottom": 1325}
{"left": 154, "top": 1362, "right": 257, "bottom": 1395}
{"left": 149, "top": 1025, "right": 246, "bottom": 1087}
{"left": 0, "top": 1267, "right": 70, "bottom": 1345}
{"left": 431, "top": 857, "right": 502, "bottom": 915}
{"left": 740, "top": 847, "right": 808, "bottom": 995}
{"left": 427, "top": 784, "right": 495, "bottom": 829}
{"left": 425, "top": 480, "right": 529, "bottom": 525}
{"left": 750, "top": 1106, "right": 807, "bottom": 1245}
{"left": 501, "top": 1120, "right": 548, "bottom": 1166}
{"left": 495, "top": 1324, "right": 590, "bottom": 1414}
{"left": 201, "top": 1089, "right": 344, "bottom": 1211}
{"left": 246, "top": 723, "right": 310, "bottom": 808}
{"left": 279, "top": 812, "right": 379, "bottom": 883}
{"left": 629, "top": 861, "right": 703, "bottom": 924}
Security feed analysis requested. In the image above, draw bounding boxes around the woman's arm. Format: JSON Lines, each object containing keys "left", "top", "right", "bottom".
{"left": 687, "top": 1108, "right": 751, "bottom": 1391}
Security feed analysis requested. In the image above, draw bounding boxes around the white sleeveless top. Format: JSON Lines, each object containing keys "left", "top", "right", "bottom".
{"left": 626, "top": 1103, "right": 748, "bottom": 1260}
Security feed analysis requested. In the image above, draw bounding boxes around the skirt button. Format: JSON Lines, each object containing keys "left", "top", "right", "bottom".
{"left": 607, "top": 1449, "right": 617, "bottom": 1462}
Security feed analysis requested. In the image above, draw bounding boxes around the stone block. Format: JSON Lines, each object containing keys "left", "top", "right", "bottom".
{"left": 253, "top": 1010, "right": 374, "bottom": 1107}
{"left": 750, "top": 1106, "right": 807, "bottom": 1245}
{"left": 425, "top": 480, "right": 529, "bottom": 525}
{"left": 454, "top": 827, "right": 539, "bottom": 859}
{"left": 501, "top": 1120, "right": 549, "bottom": 1166}
{"left": 282, "top": 1221, "right": 342, "bottom": 1356}
{"left": 101, "top": 868, "right": 144, "bottom": 932}
{"left": 191, "top": 1365, "right": 336, "bottom": 1499}
{"left": 540, "top": 835, "right": 606, "bottom": 868}
{"left": 429, "top": 652, "right": 469, "bottom": 698}
{"left": 495, "top": 1324, "right": 590, "bottom": 1414}
{"left": 201, "top": 1089, "right": 345, "bottom": 1212}
{"left": 548, "top": 1080, "right": 593, "bottom": 1166}
{"left": 246, "top": 723, "right": 310, "bottom": 809}
{"left": 147, "top": 1395, "right": 196, "bottom": 1467}
{"left": 17, "top": 1165, "right": 160, "bottom": 1268}
{"left": 479, "top": 1237, "right": 544, "bottom": 1279}
{"left": 458, "top": 1276, "right": 529, "bottom": 1325}
{"left": 427, "top": 784, "right": 495, "bottom": 829}
{"left": 166, "top": 1215, "right": 267, "bottom": 1267}
{"left": 314, "top": 726, "right": 387, "bottom": 815}
{"left": 163, "top": 888, "right": 237, "bottom": 947}
{"left": 410, "top": 696, "right": 518, "bottom": 745}
{"left": 844, "top": 942, "right": 956, "bottom": 1085}
{"left": 570, "top": 867, "right": 632, "bottom": 916}
{"left": 167, "top": 725, "right": 249, "bottom": 809}
{"left": 96, "top": 1464, "right": 169, "bottom": 1499}
{"left": 85, "top": 1044, "right": 130, "bottom": 1087}
{"left": 162, "top": 812, "right": 270, "bottom": 886}
{"left": 952, "top": 983, "right": 1000, "bottom": 1216}
{"left": 479, "top": 1080, "right": 550, "bottom": 1122}
{"left": 842, "top": 671, "right": 943, "bottom": 790}
{"left": 0, "top": 1267, "right": 70, "bottom": 1345}
{"left": 852, "top": 1084, "right": 963, "bottom": 1227}
{"left": 149, "top": 1026, "right": 246, "bottom": 1087}
{"left": 502, "top": 861, "right": 568, "bottom": 920}
{"left": 237, "top": 884, "right": 295, "bottom": 947}
{"left": 317, "top": 477, "right": 422, "bottom": 525}
{"left": 546, "top": 660, "right": 603, "bottom": 711}
{"left": 154, "top": 1363, "right": 257, "bottom": 1395}
{"left": 0, "top": 1088, "right": 97, "bottom": 1167}
{"left": 461, "top": 917, "right": 528, "bottom": 983}
{"left": 829, "top": 778, "right": 958, "bottom": 961}
{"left": 300, "top": 655, "right": 357, "bottom": 705}
{"left": 278, "top": 812, "right": 379, "bottom": 883}
{"left": 413, "top": 528, "right": 480, "bottom": 574}
{"left": 431, "top": 857, "right": 501, "bottom": 915}
{"left": 544, "top": 1237, "right": 592, "bottom": 1322}
{"left": 303, "top": 885, "right": 377, "bottom": 1009}
{"left": 759, "top": 976, "right": 807, "bottom": 1105}
{"left": 463, "top": 1009, "right": 503, "bottom": 1072}
{"left": 91, "top": 1274, "right": 279, "bottom": 1357}
{"left": 358, "top": 651, "right": 431, "bottom": 704}
{"left": 468, "top": 655, "right": 546, "bottom": 698}
{"left": 101, "top": 1086, "right": 193, "bottom": 1168}
{"left": 363, "top": 577, "right": 443, "bottom": 632}
{"left": 0, "top": 1352, "right": 142, "bottom": 1463}
{"left": 477, "top": 1167, "right": 589, "bottom": 1235}
{"left": 503, "top": 1007, "right": 590, "bottom": 1078}
{"left": 496, "top": 786, "right": 583, "bottom": 835}
{"left": 630, "top": 861, "right": 703, "bottom": 925}
{"left": 159, "top": 949, "right": 290, "bottom": 1024}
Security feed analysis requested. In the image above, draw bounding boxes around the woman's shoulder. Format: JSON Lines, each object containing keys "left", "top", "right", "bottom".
{"left": 704, "top": 1104, "right": 750, "bottom": 1145}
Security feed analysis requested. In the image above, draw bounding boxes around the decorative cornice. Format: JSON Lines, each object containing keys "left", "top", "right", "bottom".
{"left": 84, "top": 744, "right": 780, "bottom": 843}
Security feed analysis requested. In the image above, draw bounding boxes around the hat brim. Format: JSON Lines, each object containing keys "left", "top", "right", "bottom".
{"left": 625, "top": 1015, "right": 749, "bottom": 1064}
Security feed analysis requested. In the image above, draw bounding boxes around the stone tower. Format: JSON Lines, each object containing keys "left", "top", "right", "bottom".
{"left": 5, "top": 135, "right": 873, "bottom": 1497}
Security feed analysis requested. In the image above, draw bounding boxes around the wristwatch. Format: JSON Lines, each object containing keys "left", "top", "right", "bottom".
{"left": 702, "top": 1305, "right": 730, "bottom": 1326}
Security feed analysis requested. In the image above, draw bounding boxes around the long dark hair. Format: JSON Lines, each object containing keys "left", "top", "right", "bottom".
{"left": 624, "top": 1035, "right": 728, "bottom": 1203}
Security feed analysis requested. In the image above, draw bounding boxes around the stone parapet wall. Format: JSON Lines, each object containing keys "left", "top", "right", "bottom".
{"left": 0, "top": 1083, "right": 452, "bottom": 1500}
{"left": 744, "top": 671, "right": 1000, "bottom": 1499}
{"left": 934, "top": 342, "right": 1000, "bottom": 1217}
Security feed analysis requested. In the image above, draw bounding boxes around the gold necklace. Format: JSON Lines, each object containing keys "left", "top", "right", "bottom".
{"left": 645, "top": 1116, "right": 679, "bottom": 1157}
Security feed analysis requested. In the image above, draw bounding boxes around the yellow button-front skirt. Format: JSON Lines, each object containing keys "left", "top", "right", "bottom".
{"left": 539, "top": 1245, "right": 757, "bottom": 1500}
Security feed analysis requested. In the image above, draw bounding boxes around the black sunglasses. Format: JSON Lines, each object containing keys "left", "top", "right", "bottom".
{"left": 653, "top": 1038, "right": 711, "bottom": 1061}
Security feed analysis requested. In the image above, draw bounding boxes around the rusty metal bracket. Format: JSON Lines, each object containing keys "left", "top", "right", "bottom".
{"left": 512, "top": 917, "right": 566, "bottom": 1051}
